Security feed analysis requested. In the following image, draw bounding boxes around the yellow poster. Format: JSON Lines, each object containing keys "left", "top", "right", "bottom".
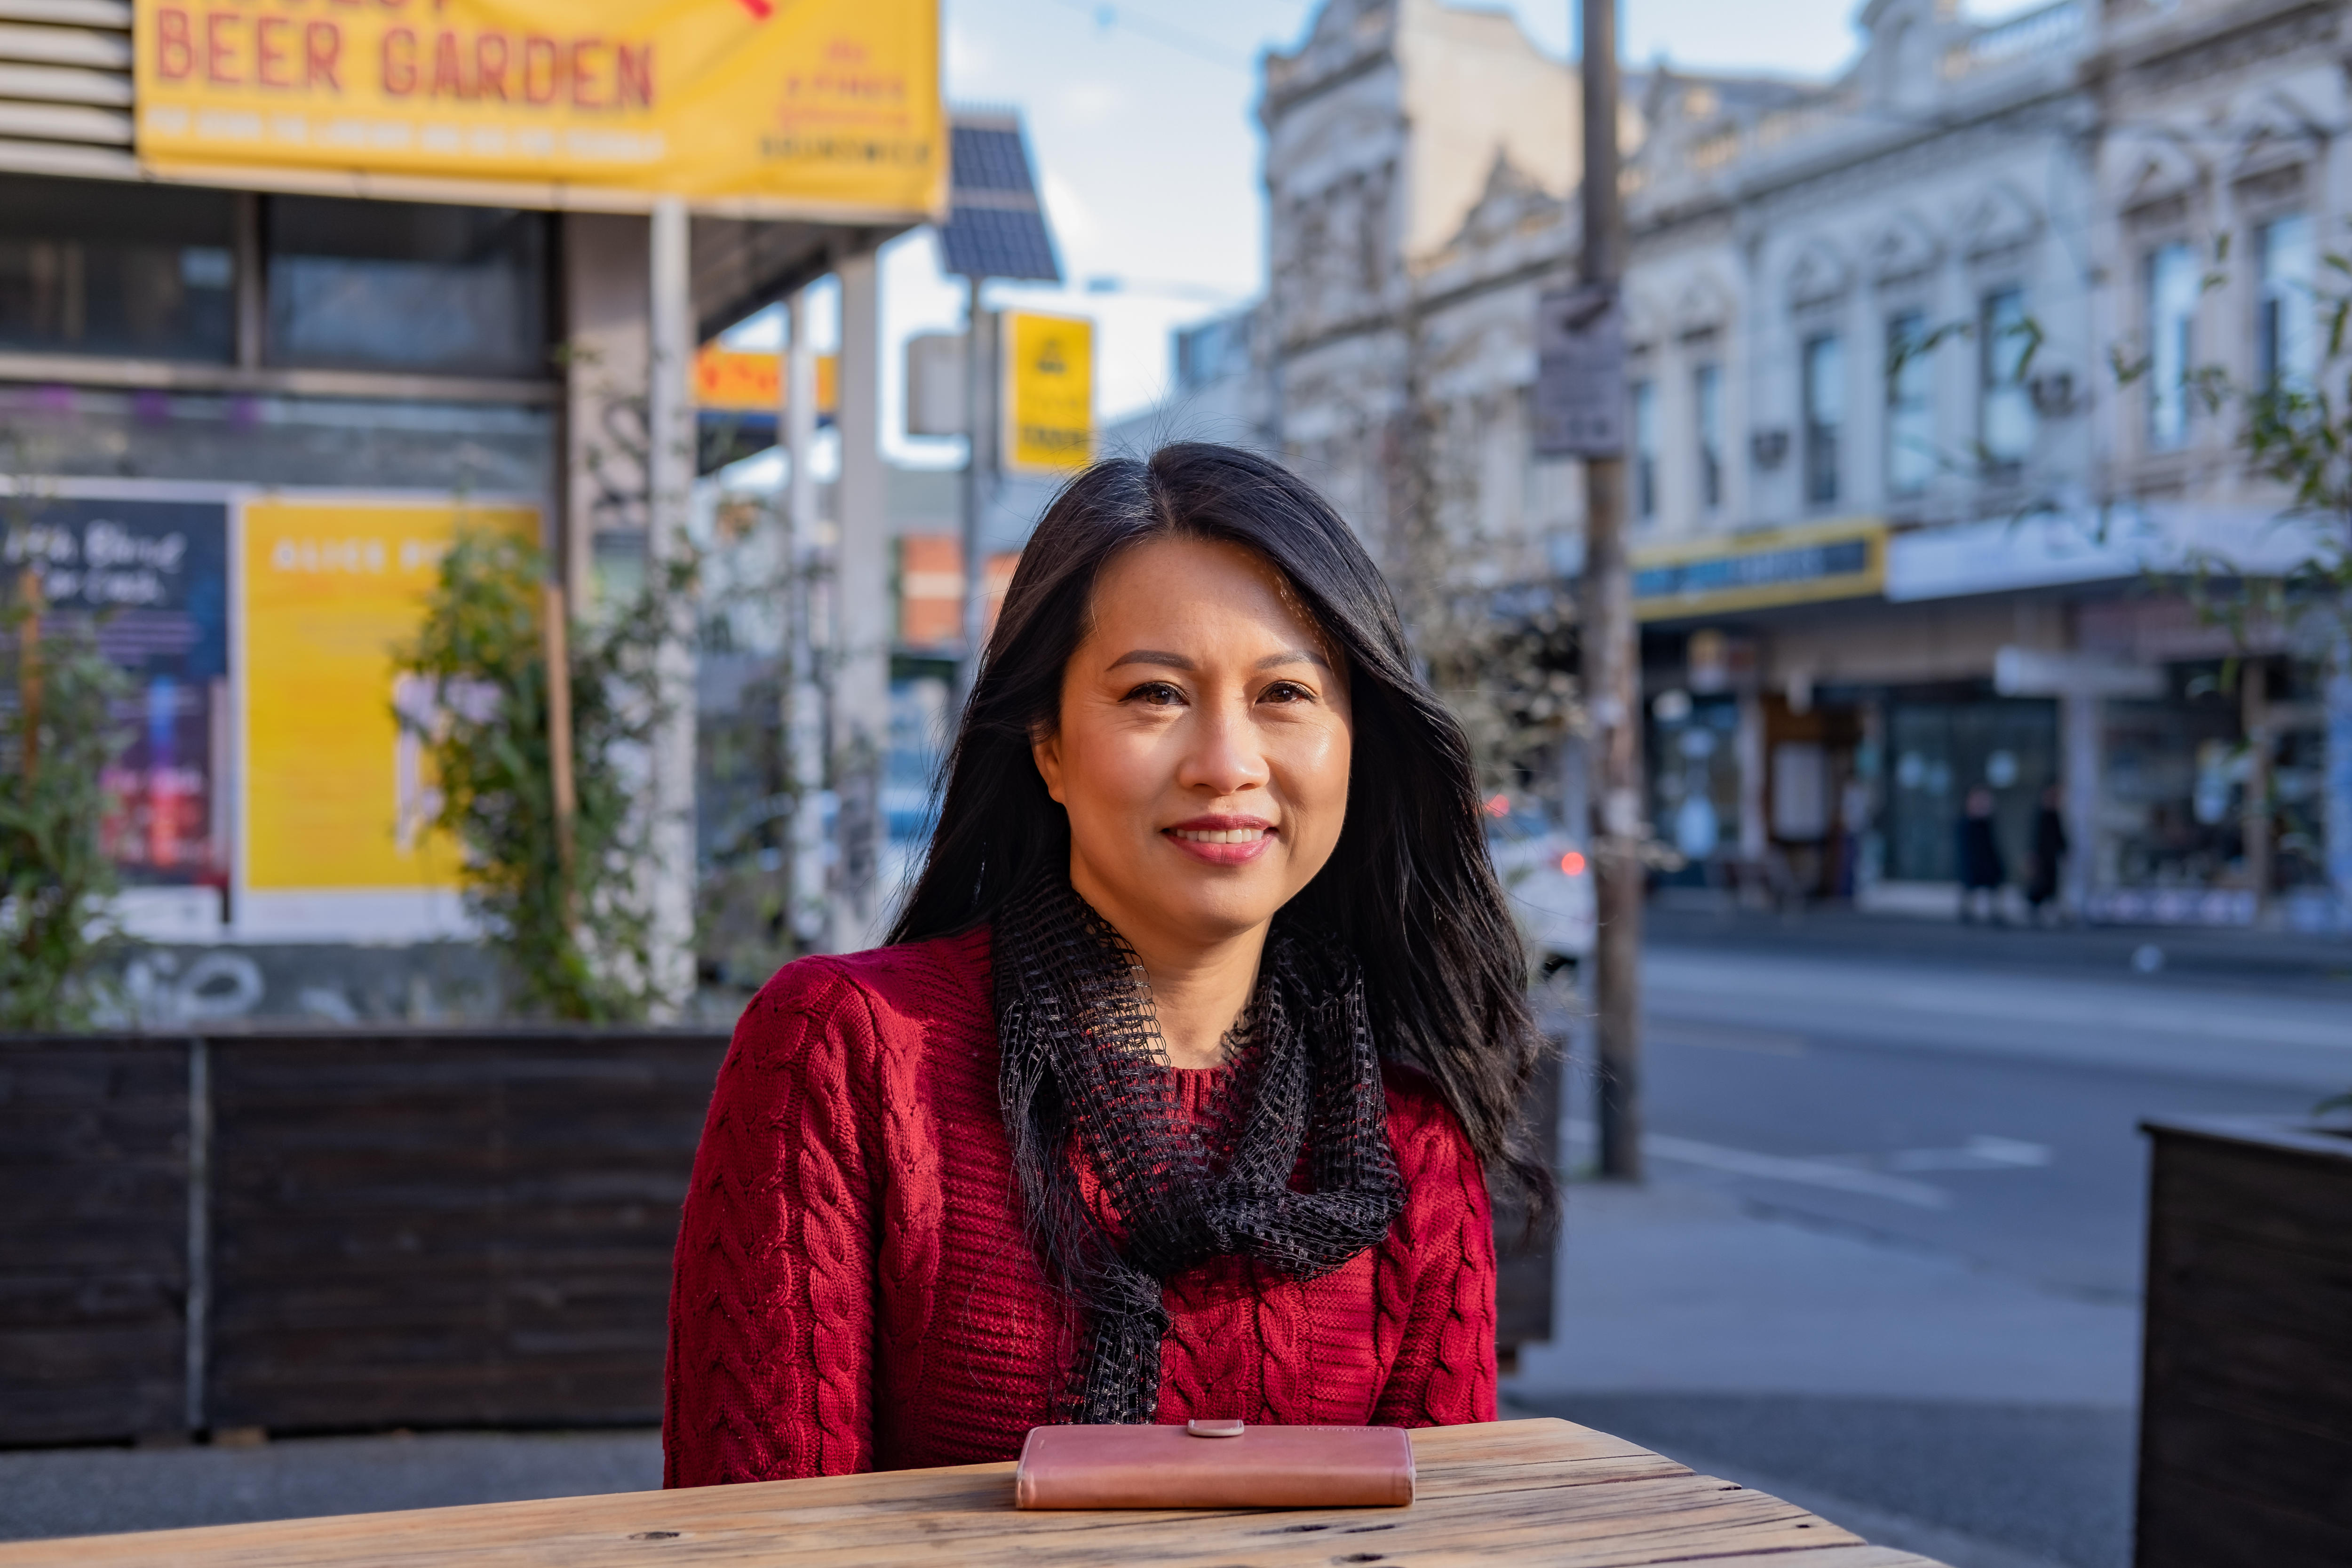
{"left": 693, "top": 346, "right": 838, "bottom": 414}
{"left": 1004, "top": 311, "right": 1094, "bottom": 474}
{"left": 134, "top": 0, "right": 942, "bottom": 213}
{"left": 240, "top": 497, "right": 538, "bottom": 892}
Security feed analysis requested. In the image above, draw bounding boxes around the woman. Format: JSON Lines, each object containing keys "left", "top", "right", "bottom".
{"left": 664, "top": 443, "right": 1550, "bottom": 1487}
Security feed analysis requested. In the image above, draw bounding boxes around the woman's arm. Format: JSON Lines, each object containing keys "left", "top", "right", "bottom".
{"left": 1369, "top": 1084, "right": 1500, "bottom": 1427}
{"left": 665, "top": 963, "right": 882, "bottom": 1485}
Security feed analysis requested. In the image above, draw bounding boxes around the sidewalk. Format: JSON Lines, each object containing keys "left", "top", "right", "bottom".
{"left": 0, "top": 1429, "right": 660, "bottom": 1544}
{"left": 1507, "top": 1175, "right": 2140, "bottom": 1568}
{"left": 1646, "top": 899, "right": 2352, "bottom": 994}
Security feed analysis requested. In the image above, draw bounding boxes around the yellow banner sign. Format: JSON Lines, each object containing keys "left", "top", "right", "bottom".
{"left": 241, "top": 497, "right": 538, "bottom": 893}
{"left": 135, "top": 0, "right": 942, "bottom": 211}
{"left": 1004, "top": 311, "right": 1094, "bottom": 475}
{"left": 693, "top": 346, "right": 838, "bottom": 414}
{"left": 1632, "top": 517, "right": 1885, "bottom": 621}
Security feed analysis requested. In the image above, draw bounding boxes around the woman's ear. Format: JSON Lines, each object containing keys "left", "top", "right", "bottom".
{"left": 1031, "top": 725, "right": 1066, "bottom": 805}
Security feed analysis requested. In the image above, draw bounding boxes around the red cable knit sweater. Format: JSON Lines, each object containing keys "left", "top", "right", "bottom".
{"left": 663, "top": 927, "right": 1498, "bottom": 1487}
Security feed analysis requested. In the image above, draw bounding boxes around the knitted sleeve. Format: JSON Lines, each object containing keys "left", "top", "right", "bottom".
{"left": 664, "top": 961, "right": 883, "bottom": 1486}
{"left": 1368, "top": 1079, "right": 1500, "bottom": 1427}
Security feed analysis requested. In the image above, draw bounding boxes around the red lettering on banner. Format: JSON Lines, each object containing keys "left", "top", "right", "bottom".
{"left": 306, "top": 22, "right": 342, "bottom": 90}
{"left": 615, "top": 42, "right": 653, "bottom": 110}
{"left": 156, "top": 8, "right": 194, "bottom": 79}
{"left": 429, "top": 28, "right": 466, "bottom": 97}
{"left": 204, "top": 10, "right": 241, "bottom": 84}
{"left": 380, "top": 26, "right": 416, "bottom": 95}
{"left": 569, "top": 37, "right": 604, "bottom": 109}
{"left": 255, "top": 16, "right": 293, "bottom": 88}
{"left": 473, "top": 31, "right": 509, "bottom": 101}
{"left": 521, "top": 34, "right": 559, "bottom": 105}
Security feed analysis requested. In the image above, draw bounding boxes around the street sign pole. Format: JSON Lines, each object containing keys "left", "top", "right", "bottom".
{"left": 1577, "top": 0, "right": 1643, "bottom": 1180}
{"left": 959, "top": 276, "right": 987, "bottom": 707}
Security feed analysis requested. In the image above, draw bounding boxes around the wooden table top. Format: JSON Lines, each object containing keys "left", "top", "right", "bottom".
{"left": 0, "top": 1419, "right": 1947, "bottom": 1568}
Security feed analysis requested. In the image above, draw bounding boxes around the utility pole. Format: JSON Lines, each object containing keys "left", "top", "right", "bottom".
{"left": 1578, "top": 0, "right": 1644, "bottom": 1180}
{"left": 958, "top": 278, "right": 988, "bottom": 705}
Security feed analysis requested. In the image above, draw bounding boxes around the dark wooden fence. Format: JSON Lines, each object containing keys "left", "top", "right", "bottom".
{"left": 0, "top": 1038, "right": 193, "bottom": 1445}
{"left": 2137, "top": 1116, "right": 2352, "bottom": 1568}
{"left": 1, "top": 1029, "right": 731, "bottom": 1446}
{"left": 4, "top": 1027, "right": 1558, "bottom": 1446}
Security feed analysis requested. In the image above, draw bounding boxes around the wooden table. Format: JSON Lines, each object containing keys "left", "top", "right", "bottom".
{"left": 0, "top": 1419, "right": 1947, "bottom": 1567}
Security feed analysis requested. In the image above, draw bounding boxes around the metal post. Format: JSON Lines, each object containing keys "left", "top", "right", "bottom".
{"left": 2243, "top": 660, "right": 2272, "bottom": 921}
{"left": 958, "top": 277, "right": 988, "bottom": 706}
{"left": 645, "top": 196, "right": 698, "bottom": 1009}
{"left": 1578, "top": 0, "right": 1644, "bottom": 1181}
{"left": 183, "top": 1037, "right": 210, "bottom": 1434}
{"left": 783, "top": 287, "right": 828, "bottom": 950}
{"left": 831, "top": 247, "right": 889, "bottom": 953}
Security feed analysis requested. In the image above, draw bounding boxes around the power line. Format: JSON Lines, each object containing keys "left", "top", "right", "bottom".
{"left": 1045, "top": 0, "right": 1257, "bottom": 72}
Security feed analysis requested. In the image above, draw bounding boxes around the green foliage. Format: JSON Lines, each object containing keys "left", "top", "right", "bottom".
{"left": 0, "top": 588, "right": 132, "bottom": 1029}
{"left": 393, "top": 524, "right": 673, "bottom": 1022}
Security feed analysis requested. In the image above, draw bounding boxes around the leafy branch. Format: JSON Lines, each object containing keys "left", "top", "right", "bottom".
{"left": 392, "top": 523, "right": 688, "bottom": 1022}
{"left": 0, "top": 574, "right": 131, "bottom": 1030}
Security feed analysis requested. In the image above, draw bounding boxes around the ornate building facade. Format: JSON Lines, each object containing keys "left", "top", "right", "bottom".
{"left": 1231, "top": 0, "right": 2352, "bottom": 926}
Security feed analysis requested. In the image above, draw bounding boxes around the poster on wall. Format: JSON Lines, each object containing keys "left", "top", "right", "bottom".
{"left": 237, "top": 496, "right": 538, "bottom": 940}
{"left": 133, "top": 0, "right": 943, "bottom": 215}
{"left": 2, "top": 495, "right": 230, "bottom": 891}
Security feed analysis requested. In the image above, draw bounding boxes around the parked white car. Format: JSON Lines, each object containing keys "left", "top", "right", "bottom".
{"left": 1484, "top": 801, "right": 1596, "bottom": 976}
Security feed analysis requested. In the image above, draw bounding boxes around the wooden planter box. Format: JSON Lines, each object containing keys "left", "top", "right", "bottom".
{"left": 6, "top": 1024, "right": 1559, "bottom": 1444}
{"left": 2137, "top": 1115, "right": 2352, "bottom": 1568}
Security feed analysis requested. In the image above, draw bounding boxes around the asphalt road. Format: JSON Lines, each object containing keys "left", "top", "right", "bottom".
{"left": 1617, "top": 946, "right": 2337, "bottom": 1300}
{"left": 1524, "top": 932, "right": 2352, "bottom": 1568}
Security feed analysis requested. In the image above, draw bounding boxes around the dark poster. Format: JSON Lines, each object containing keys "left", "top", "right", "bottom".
{"left": 4, "top": 496, "right": 231, "bottom": 885}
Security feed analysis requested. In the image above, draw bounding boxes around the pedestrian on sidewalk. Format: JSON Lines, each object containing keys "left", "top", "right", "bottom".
{"left": 1957, "top": 785, "right": 2005, "bottom": 925}
{"left": 663, "top": 444, "right": 1551, "bottom": 1487}
{"left": 2026, "top": 783, "right": 2067, "bottom": 927}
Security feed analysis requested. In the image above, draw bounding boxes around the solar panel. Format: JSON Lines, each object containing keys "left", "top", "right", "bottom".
{"left": 950, "top": 126, "right": 1035, "bottom": 194}
{"left": 938, "top": 114, "right": 1060, "bottom": 282}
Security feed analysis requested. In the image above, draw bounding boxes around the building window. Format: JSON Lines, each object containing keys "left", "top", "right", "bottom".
{"left": 1802, "top": 333, "right": 1842, "bottom": 507}
{"left": 1979, "top": 287, "right": 2034, "bottom": 468}
{"left": 1694, "top": 361, "right": 1722, "bottom": 510}
{"left": 0, "top": 174, "right": 235, "bottom": 362}
{"left": 265, "top": 198, "right": 549, "bottom": 377}
{"left": 2146, "top": 241, "right": 2196, "bottom": 451}
{"left": 1885, "top": 310, "right": 1933, "bottom": 495}
{"left": 2257, "top": 213, "right": 2315, "bottom": 390}
{"left": 1631, "top": 377, "right": 1657, "bottom": 521}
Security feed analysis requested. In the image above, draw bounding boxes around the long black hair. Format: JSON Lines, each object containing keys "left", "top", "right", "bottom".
{"left": 889, "top": 442, "right": 1555, "bottom": 1223}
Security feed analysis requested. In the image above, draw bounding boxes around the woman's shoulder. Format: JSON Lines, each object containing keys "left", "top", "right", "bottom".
{"left": 733, "top": 928, "right": 994, "bottom": 1065}
{"left": 1376, "top": 1060, "right": 1477, "bottom": 1163}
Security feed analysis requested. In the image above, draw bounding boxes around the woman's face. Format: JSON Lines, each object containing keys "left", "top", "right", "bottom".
{"left": 1033, "top": 535, "right": 1354, "bottom": 956}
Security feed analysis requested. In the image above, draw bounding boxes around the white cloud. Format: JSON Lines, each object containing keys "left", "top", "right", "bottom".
{"left": 944, "top": 22, "right": 998, "bottom": 94}
{"left": 1056, "top": 80, "right": 1123, "bottom": 128}
{"left": 1038, "top": 170, "right": 1104, "bottom": 273}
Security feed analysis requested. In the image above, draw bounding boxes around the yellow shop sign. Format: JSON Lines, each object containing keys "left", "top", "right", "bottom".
{"left": 134, "top": 0, "right": 943, "bottom": 213}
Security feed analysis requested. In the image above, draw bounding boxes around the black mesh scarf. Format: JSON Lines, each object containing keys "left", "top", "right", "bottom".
{"left": 992, "top": 874, "right": 1407, "bottom": 1425}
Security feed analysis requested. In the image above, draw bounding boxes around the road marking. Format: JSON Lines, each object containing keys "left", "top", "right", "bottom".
{"left": 1646, "top": 1020, "right": 1809, "bottom": 1056}
{"left": 1885, "top": 1135, "right": 2053, "bottom": 1172}
{"left": 1567, "top": 1123, "right": 1953, "bottom": 1209}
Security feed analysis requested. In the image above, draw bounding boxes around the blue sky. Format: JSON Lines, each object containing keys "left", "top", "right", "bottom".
{"left": 731, "top": 0, "right": 2041, "bottom": 469}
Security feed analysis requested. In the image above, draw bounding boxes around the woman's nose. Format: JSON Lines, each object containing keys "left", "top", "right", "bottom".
{"left": 1175, "top": 699, "right": 1271, "bottom": 796}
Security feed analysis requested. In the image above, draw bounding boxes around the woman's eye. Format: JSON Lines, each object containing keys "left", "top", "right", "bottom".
{"left": 1124, "top": 681, "right": 1185, "bottom": 706}
{"left": 1261, "top": 682, "right": 1313, "bottom": 704}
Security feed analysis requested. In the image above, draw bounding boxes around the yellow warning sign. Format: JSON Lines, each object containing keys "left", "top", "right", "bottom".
{"left": 1004, "top": 311, "right": 1094, "bottom": 475}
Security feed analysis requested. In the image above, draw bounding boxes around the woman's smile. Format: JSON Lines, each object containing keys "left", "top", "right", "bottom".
{"left": 1164, "top": 814, "right": 1277, "bottom": 864}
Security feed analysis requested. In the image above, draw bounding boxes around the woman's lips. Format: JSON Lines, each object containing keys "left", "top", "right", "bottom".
{"left": 1164, "top": 818, "right": 1276, "bottom": 866}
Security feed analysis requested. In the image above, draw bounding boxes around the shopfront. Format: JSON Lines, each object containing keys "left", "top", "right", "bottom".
{"left": 0, "top": 0, "right": 942, "bottom": 972}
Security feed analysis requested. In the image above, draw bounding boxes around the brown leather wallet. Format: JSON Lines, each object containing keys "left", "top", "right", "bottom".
{"left": 1013, "top": 1419, "right": 1415, "bottom": 1509}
